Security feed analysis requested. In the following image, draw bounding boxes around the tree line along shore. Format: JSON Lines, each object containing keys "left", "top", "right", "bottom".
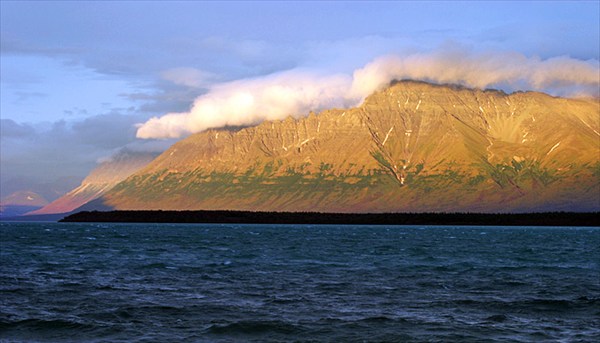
{"left": 59, "top": 210, "right": 600, "bottom": 226}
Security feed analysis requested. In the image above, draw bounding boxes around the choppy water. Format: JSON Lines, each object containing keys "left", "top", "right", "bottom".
{"left": 1, "top": 222, "right": 599, "bottom": 342}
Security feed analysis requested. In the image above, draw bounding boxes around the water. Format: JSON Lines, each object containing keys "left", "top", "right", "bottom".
{"left": 1, "top": 222, "right": 599, "bottom": 342}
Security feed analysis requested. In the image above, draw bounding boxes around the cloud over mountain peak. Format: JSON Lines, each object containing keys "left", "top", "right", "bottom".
{"left": 136, "top": 48, "right": 599, "bottom": 140}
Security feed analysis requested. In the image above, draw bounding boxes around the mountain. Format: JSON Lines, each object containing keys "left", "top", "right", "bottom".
{"left": 0, "top": 176, "right": 81, "bottom": 204}
{"left": 26, "top": 150, "right": 158, "bottom": 215}
{"left": 0, "top": 191, "right": 49, "bottom": 217}
{"left": 90, "top": 81, "right": 599, "bottom": 213}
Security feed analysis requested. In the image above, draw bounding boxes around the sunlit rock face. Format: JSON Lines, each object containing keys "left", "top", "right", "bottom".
{"left": 94, "top": 81, "right": 599, "bottom": 213}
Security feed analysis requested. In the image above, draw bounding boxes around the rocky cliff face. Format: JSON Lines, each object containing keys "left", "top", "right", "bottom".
{"left": 28, "top": 151, "right": 157, "bottom": 215}
{"left": 96, "top": 81, "right": 599, "bottom": 212}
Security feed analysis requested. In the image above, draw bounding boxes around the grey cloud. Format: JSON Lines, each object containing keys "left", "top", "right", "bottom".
{"left": 123, "top": 139, "right": 176, "bottom": 154}
{"left": 160, "top": 67, "right": 220, "bottom": 89}
{"left": 1, "top": 111, "right": 166, "bottom": 199}
{"left": 71, "top": 112, "right": 142, "bottom": 149}
{"left": 63, "top": 108, "right": 89, "bottom": 117}
{"left": 0, "top": 68, "right": 44, "bottom": 85}
{"left": 0, "top": 119, "right": 33, "bottom": 138}
{"left": 14, "top": 91, "right": 47, "bottom": 104}
{"left": 120, "top": 81, "right": 206, "bottom": 115}
{"left": 1, "top": 37, "right": 78, "bottom": 56}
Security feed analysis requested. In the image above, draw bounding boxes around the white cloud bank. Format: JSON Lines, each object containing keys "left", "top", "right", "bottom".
{"left": 137, "top": 49, "right": 599, "bottom": 139}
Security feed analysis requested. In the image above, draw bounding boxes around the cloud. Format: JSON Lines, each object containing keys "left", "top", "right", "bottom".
{"left": 137, "top": 70, "right": 355, "bottom": 139}
{"left": 70, "top": 112, "right": 142, "bottom": 149}
{"left": 0, "top": 111, "right": 159, "bottom": 199}
{"left": 95, "top": 147, "right": 160, "bottom": 164}
{"left": 160, "top": 67, "right": 219, "bottom": 88}
{"left": 1, "top": 37, "right": 78, "bottom": 57}
{"left": 137, "top": 47, "right": 600, "bottom": 139}
{"left": 122, "top": 137, "right": 177, "bottom": 154}
{"left": 120, "top": 82, "right": 206, "bottom": 115}
{"left": 0, "top": 119, "right": 33, "bottom": 138}
{"left": 350, "top": 48, "right": 599, "bottom": 98}
{"left": 13, "top": 91, "right": 47, "bottom": 104}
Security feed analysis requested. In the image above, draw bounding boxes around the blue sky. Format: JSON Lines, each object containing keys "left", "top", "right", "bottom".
{"left": 1, "top": 1, "right": 599, "bottom": 200}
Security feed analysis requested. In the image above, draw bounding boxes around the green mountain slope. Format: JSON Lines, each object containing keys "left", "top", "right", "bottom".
{"left": 95, "top": 81, "right": 599, "bottom": 213}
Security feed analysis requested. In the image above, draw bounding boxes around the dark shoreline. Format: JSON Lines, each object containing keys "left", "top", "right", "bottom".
{"left": 59, "top": 210, "right": 600, "bottom": 226}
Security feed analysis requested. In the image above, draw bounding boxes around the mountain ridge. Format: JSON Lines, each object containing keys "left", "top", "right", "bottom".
{"left": 86, "top": 81, "right": 600, "bottom": 213}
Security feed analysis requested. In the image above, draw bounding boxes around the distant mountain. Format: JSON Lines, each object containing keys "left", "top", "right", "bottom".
{"left": 0, "top": 191, "right": 48, "bottom": 217}
{"left": 0, "top": 176, "right": 81, "bottom": 204}
{"left": 87, "top": 81, "right": 599, "bottom": 213}
{"left": 26, "top": 150, "right": 158, "bottom": 215}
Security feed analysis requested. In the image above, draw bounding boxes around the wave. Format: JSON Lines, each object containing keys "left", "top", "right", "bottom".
{"left": 0, "top": 318, "right": 97, "bottom": 332}
{"left": 206, "top": 320, "right": 304, "bottom": 335}
{"left": 446, "top": 297, "right": 599, "bottom": 312}
{"left": 484, "top": 314, "right": 509, "bottom": 323}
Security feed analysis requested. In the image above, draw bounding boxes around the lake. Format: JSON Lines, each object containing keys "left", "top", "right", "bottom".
{"left": 1, "top": 222, "right": 599, "bottom": 342}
